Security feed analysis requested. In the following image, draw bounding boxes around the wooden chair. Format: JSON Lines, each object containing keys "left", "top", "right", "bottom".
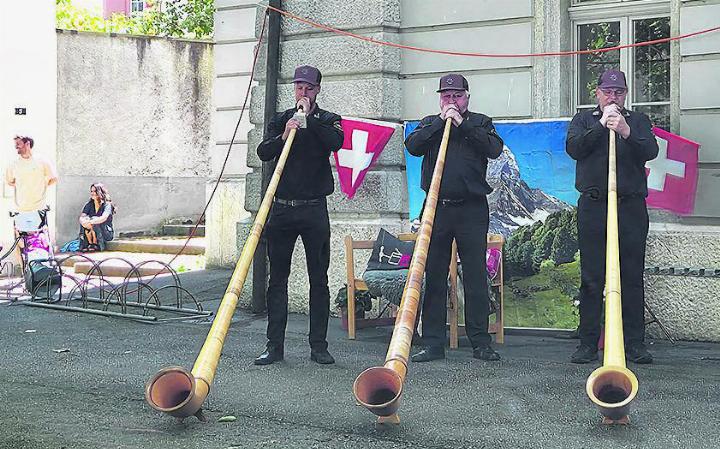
{"left": 343, "top": 234, "right": 416, "bottom": 339}
{"left": 344, "top": 233, "right": 505, "bottom": 345}
{"left": 448, "top": 234, "right": 505, "bottom": 347}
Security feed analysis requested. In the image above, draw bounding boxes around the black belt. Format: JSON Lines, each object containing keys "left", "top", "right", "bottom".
{"left": 581, "top": 190, "right": 643, "bottom": 201}
{"left": 439, "top": 198, "right": 465, "bottom": 206}
{"left": 273, "top": 197, "right": 322, "bottom": 207}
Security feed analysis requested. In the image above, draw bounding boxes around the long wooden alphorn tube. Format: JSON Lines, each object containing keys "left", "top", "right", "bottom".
{"left": 585, "top": 129, "right": 639, "bottom": 423}
{"left": 353, "top": 118, "right": 453, "bottom": 420}
{"left": 144, "top": 124, "right": 299, "bottom": 421}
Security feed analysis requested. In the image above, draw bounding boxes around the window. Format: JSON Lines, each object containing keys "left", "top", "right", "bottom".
{"left": 574, "top": 14, "right": 670, "bottom": 130}
{"left": 130, "top": 0, "right": 144, "bottom": 13}
{"left": 632, "top": 18, "right": 670, "bottom": 129}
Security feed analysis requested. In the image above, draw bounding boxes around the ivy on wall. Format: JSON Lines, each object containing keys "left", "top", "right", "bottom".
{"left": 56, "top": 0, "right": 214, "bottom": 39}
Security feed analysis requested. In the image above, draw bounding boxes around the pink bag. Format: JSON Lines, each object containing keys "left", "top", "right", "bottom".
{"left": 486, "top": 248, "right": 501, "bottom": 281}
{"left": 23, "top": 231, "right": 51, "bottom": 262}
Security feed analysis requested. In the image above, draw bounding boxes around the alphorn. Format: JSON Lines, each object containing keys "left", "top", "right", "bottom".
{"left": 353, "top": 117, "right": 453, "bottom": 423}
{"left": 585, "top": 129, "right": 639, "bottom": 424}
{"left": 144, "top": 111, "right": 302, "bottom": 421}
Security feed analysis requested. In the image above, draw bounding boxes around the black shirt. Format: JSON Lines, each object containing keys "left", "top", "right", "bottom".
{"left": 566, "top": 107, "right": 659, "bottom": 197}
{"left": 82, "top": 201, "right": 112, "bottom": 221}
{"left": 257, "top": 105, "right": 344, "bottom": 200}
{"left": 405, "top": 112, "right": 503, "bottom": 200}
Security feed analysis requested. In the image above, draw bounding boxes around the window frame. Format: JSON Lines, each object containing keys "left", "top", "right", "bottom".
{"left": 130, "top": 0, "right": 145, "bottom": 14}
{"left": 572, "top": 8, "right": 671, "bottom": 128}
{"left": 570, "top": 0, "right": 669, "bottom": 11}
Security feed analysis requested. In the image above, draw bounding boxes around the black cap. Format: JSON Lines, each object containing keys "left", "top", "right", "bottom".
{"left": 292, "top": 65, "right": 322, "bottom": 85}
{"left": 437, "top": 73, "right": 469, "bottom": 92}
{"left": 597, "top": 69, "right": 627, "bottom": 89}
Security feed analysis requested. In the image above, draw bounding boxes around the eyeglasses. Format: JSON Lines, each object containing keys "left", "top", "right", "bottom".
{"left": 600, "top": 88, "right": 627, "bottom": 97}
{"left": 441, "top": 92, "right": 468, "bottom": 100}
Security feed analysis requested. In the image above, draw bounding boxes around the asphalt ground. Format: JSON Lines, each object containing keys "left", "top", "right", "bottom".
{"left": 1, "top": 268, "right": 719, "bottom": 449}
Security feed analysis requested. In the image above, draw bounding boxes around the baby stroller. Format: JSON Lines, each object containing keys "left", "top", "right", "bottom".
{"left": 0, "top": 208, "right": 61, "bottom": 301}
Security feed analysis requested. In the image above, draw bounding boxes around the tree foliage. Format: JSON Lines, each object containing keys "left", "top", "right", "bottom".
{"left": 504, "top": 208, "right": 579, "bottom": 277}
{"left": 56, "top": 0, "right": 214, "bottom": 39}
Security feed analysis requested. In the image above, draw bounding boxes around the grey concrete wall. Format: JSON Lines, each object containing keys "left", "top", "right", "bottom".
{"left": 56, "top": 31, "right": 213, "bottom": 244}
{"left": 56, "top": 175, "right": 207, "bottom": 243}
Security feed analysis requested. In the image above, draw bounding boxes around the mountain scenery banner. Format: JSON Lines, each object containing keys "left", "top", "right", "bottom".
{"left": 404, "top": 119, "right": 702, "bottom": 330}
{"left": 404, "top": 119, "right": 578, "bottom": 330}
{"left": 404, "top": 119, "right": 574, "bottom": 234}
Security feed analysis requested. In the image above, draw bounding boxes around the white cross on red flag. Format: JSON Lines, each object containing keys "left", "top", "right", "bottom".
{"left": 334, "top": 117, "right": 398, "bottom": 199}
{"left": 645, "top": 127, "right": 701, "bottom": 215}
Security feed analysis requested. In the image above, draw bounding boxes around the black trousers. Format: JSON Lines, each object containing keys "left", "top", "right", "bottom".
{"left": 421, "top": 197, "right": 491, "bottom": 348}
{"left": 577, "top": 195, "right": 649, "bottom": 347}
{"left": 265, "top": 200, "right": 331, "bottom": 351}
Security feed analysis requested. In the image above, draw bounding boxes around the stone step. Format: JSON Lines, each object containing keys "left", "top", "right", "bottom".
{"left": 57, "top": 251, "right": 200, "bottom": 267}
{"left": 105, "top": 238, "right": 205, "bottom": 255}
{"left": 162, "top": 224, "right": 205, "bottom": 237}
{"left": 72, "top": 261, "right": 167, "bottom": 277}
{"left": 55, "top": 251, "right": 205, "bottom": 277}
{"left": 165, "top": 217, "right": 204, "bottom": 226}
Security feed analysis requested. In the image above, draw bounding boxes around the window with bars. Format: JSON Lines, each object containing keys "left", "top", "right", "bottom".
{"left": 130, "top": 0, "right": 145, "bottom": 13}
{"left": 574, "top": 16, "right": 670, "bottom": 130}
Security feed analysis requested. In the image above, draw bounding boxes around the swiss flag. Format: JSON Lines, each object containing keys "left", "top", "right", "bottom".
{"left": 334, "top": 118, "right": 398, "bottom": 199}
{"left": 645, "top": 127, "right": 700, "bottom": 215}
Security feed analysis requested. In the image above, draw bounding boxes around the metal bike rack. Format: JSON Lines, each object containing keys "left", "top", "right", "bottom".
{"left": 19, "top": 253, "right": 212, "bottom": 322}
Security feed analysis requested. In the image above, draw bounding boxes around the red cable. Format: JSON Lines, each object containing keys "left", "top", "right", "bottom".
{"left": 265, "top": 4, "right": 719, "bottom": 58}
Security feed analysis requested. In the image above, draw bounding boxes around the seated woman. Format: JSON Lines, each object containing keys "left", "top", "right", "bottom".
{"left": 78, "top": 183, "right": 116, "bottom": 252}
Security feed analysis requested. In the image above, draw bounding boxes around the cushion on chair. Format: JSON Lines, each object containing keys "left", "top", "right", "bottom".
{"left": 365, "top": 229, "right": 414, "bottom": 271}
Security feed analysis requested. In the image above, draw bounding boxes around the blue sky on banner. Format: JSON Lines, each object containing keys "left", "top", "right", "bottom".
{"left": 404, "top": 119, "right": 578, "bottom": 219}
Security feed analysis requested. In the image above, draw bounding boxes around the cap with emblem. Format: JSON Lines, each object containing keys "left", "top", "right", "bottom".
{"left": 597, "top": 69, "right": 627, "bottom": 90}
{"left": 292, "top": 65, "right": 322, "bottom": 86}
{"left": 437, "top": 73, "right": 469, "bottom": 92}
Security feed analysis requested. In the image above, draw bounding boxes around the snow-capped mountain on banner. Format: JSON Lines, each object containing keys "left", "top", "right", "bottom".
{"left": 487, "top": 146, "right": 570, "bottom": 237}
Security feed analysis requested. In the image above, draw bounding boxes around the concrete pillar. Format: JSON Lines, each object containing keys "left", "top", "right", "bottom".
{"left": 206, "top": 1, "right": 258, "bottom": 266}
{"left": 532, "top": 0, "right": 572, "bottom": 118}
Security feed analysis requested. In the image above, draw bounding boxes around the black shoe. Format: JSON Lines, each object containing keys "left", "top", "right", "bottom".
{"left": 254, "top": 346, "right": 284, "bottom": 365}
{"left": 626, "top": 343, "right": 653, "bottom": 364}
{"left": 571, "top": 344, "right": 598, "bottom": 364}
{"left": 473, "top": 345, "right": 501, "bottom": 361}
{"left": 411, "top": 347, "right": 445, "bottom": 363}
{"left": 310, "top": 349, "right": 335, "bottom": 365}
